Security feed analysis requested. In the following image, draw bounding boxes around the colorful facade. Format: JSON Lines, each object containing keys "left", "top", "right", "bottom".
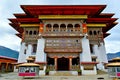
{"left": 9, "top": 5, "right": 118, "bottom": 75}
{"left": 0, "top": 46, "right": 18, "bottom": 72}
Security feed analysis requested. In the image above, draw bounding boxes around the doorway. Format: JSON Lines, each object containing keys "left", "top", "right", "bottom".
{"left": 57, "top": 57, "right": 69, "bottom": 71}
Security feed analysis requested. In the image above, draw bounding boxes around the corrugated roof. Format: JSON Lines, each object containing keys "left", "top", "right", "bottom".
{"left": 0, "top": 46, "right": 19, "bottom": 60}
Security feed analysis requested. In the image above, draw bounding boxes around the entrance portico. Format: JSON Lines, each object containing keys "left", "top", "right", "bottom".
{"left": 47, "top": 53, "right": 79, "bottom": 71}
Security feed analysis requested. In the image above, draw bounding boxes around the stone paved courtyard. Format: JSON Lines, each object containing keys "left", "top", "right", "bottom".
{"left": 0, "top": 72, "right": 119, "bottom": 80}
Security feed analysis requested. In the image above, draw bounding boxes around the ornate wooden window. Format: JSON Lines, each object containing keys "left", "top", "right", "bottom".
{"left": 46, "top": 24, "right": 52, "bottom": 32}
{"left": 75, "top": 24, "right": 80, "bottom": 32}
{"left": 60, "top": 24, "right": 66, "bottom": 32}
{"left": 67, "top": 24, "right": 73, "bottom": 32}
{"left": 33, "top": 44, "right": 37, "bottom": 53}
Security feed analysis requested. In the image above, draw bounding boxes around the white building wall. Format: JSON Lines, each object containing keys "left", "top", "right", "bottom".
{"left": 18, "top": 42, "right": 26, "bottom": 63}
{"left": 26, "top": 44, "right": 33, "bottom": 60}
{"left": 93, "top": 44, "right": 103, "bottom": 69}
{"left": 93, "top": 43, "right": 108, "bottom": 70}
{"left": 99, "top": 43, "right": 108, "bottom": 63}
{"left": 81, "top": 66, "right": 97, "bottom": 75}
{"left": 35, "top": 38, "right": 46, "bottom": 62}
{"left": 81, "top": 36, "right": 92, "bottom": 62}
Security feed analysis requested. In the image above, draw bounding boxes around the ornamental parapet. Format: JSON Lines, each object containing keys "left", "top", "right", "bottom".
{"left": 42, "top": 32, "right": 84, "bottom": 38}
{"left": 45, "top": 48, "right": 82, "bottom": 53}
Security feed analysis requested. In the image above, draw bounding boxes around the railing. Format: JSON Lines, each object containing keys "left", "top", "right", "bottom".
{"left": 45, "top": 48, "right": 82, "bottom": 53}
{"left": 42, "top": 32, "right": 84, "bottom": 38}
{"left": 47, "top": 65, "right": 55, "bottom": 71}
{"left": 71, "top": 65, "right": 80, "bottom": 71}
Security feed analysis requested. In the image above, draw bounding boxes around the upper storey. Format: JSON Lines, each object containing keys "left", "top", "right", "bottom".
{"left": 9, "top": 5, "right": 118, "bottom": 39}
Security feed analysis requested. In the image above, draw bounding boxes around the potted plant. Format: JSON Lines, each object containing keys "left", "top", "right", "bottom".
{"left": 77, "top": 69, "right": 82, "bottom": 75}
{"left": 45, "top": 69, "right": 49, "bottom": 75}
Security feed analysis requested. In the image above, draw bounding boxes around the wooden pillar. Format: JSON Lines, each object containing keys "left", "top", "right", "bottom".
{"left": 0, "top": 62, "right": 1, "bottom": 72}
{"left": 66, "top": 24, "right": 67, "bottom": 32}
{"left": 73, "top": 24, "right": 75, "bottom": 32}
{"left": 52, "top": 24, "right": 53, "bottom": 32}
{"left": 69, "top": 56, "right": 72, "bottom": 70}
{"left": 59, "top": 24, "right": 60, "bottom": 32}
{"left": 54, "top": 57, "right": 58, "bottom": 70}
{"left": 6, "top": 63, "right": 9, "bottom": 72}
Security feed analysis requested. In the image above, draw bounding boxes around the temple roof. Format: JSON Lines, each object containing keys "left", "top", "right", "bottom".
{"left": 9, "top": 5, "right": 118, "bottom": 38}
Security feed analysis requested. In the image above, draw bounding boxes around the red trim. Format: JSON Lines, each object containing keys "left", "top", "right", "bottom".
{"left": 81, "top": 62, "right": 98, "bottom": 64}
{"left": 19, "top": 72, "right": 36, "bottom": 76}
{"left": 0, "top": 56, "right": 17, "bottom": 61}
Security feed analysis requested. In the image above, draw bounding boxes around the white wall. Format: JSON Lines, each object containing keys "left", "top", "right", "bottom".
{"left": 93, "top": 43, "right": 108, "bottom": 70}
{"left": 18, "top": 42, "right": 26, "bottom": 63}
{"left": 35, "top": 38, "right": 46, "bottom": 62}
{"left": 99, "top": 43, "right": 108, "bottom": 63}
{"left": 81, "top": 66, "right": 97, "bottom": 75}
{"left": 26, "top": 44, "right": 33, "bottom": 60}
{"left": 81, "top": 36, "right": 92, "bottom": 62}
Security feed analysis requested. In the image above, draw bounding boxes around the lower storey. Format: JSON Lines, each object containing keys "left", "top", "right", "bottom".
{"left": 0, "top": 62, "right": 14, "bottom": 72}
{"left": 47, "top": 57, "right": 80, "bottom": 71}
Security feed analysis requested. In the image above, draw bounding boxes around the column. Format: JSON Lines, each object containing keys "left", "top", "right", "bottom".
{"left": 66, "top": 24, "right": 67, "bottom": 32}
{"left": 0, "top": 62, "right": 1, "bottom": 72}
{"left": 59, "top": 24, "right": 60, "bottom": 32}
{"left": 54, "top": 57, "right": 58, "bottom": 70}
{"left": 35, "top": 38, "right": 46, "bottom": 63}
{"left": 81, "top": 36, "right": 92, "bottom": 62}
{"left": 93, "top": 44, "right": 103, "bottom": 69}
{"left": 69, "top": 57, "right": 72, "bottom": 70}
{"left": 26, "top": 44, "right": 33, "bottom": 60}
{"left": 73, "top": 24, "right": 75, "bottom": 32}
{"left": 5, "top": 63, "right": 9, "bottom": 72}
{"left": 93, "top": 44, "right": 101, "bottom": 61}
{"left": 99, "top": 43, "right": 108, "bottom": 63}
{"left": 52, "top": 25, "right": 53, "bottom": 32}
{"left": 18, "top": 42, "right": 26, "bottom": 63}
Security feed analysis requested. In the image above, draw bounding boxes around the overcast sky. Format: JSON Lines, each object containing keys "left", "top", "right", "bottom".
{"left": 0, "top": 0, "right": 120, "bottom": 53}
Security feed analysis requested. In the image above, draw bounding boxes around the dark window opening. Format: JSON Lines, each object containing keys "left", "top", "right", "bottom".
{"left": 89, "top": 31, "right": 92, "bottom": 35}
{"left": 33, "top": 44, "right": 37, "bottom": 53}
{"left": 29, "top": 31, "right": 32, "bottom": 35}
{"left": 94, "top": 31, "right": 97, "bottom": 35}
{"left": 90, "top": 44, "right": 93, "bottom": 53}
{"left": 26, "top": 31, "right": 28, "bottom": 34}
{"left": 72, "top": 57, "right": 79, "bottom": 65}
{"left": 47, "top": 57, "right": 54, "bottom": 65}
{"left": 33, "top": 31, "right": 37, "bottom": 35}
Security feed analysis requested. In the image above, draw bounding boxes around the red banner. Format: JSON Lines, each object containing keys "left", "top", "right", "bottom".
{"left": 82, "top": 23, "right": 87, "bottom": 33}
{"left": 39, "top": 23, "right": 44, "bottom": 33}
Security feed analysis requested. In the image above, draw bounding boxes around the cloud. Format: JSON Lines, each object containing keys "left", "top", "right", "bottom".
{"left": 0, "top": 0, "right": 120, "bottom": 53}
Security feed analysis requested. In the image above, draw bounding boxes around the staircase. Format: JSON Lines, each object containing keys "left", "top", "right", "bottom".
{"left": 53, "top": 71, "right": 73, "bottom": 76}
{"left": 97, "top": 70, "right": 107, "bottom": 74}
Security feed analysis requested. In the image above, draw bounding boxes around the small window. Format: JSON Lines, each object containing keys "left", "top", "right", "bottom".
{"left": 29, "top": 31, "right": 32, "bottom": 35}
{"left": 94, "top": 31, "right": 97, "bottom": 35}
{"left": 26, "top": 31, "right": 28, "bottom": 34}
{"left": 98, "top": 31, "right": 100, "bottom": 35}
{"left": 33, "top": 44, "right": 37, "bottom": 53}
{"left": 90, "top": 44, "right": 93, "bottom": 53}
{"left": 33, "top": 31, "right": 37, "bottom": 35}
{"left": 89, "top": 31, "right": 92, "bottom": 35}
{"left": 24, "top": 49, "right": 26, "bottom": 54}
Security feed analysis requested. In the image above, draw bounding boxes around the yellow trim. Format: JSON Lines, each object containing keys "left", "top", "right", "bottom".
{"left": 20, "top": 24, "right": 39, "bottom": 27}
{"left": 87, "top": 24, "right": 106, "bottom": 27}
{"left": 39, "top": 15, "right": 87, "bottom": 19}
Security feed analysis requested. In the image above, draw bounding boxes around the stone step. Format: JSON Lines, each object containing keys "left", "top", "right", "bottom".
{"left": 53, "top": 71, "right": 73, "bottom": 76}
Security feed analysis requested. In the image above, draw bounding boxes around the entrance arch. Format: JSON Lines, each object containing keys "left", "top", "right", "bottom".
{"left": 57, "top": 57, "right": 69, "bottom": 71}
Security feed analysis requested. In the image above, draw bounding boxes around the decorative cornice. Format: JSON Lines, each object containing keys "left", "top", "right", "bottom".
{"left": 87, "top": 24, "right": 106, "bottom": 27}
{"left": 39, "top": 15, "right": 87, "bottom": 19}
{"left": 20, "top": 24, "right": 39, "bottom": 27}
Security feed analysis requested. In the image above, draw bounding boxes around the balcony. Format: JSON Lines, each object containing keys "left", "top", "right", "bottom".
{"left": 42, "top": 32, "right": 84, "bottom": 38}
{"left": 45, "top": 48, "right": 82, "bottom": 53}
